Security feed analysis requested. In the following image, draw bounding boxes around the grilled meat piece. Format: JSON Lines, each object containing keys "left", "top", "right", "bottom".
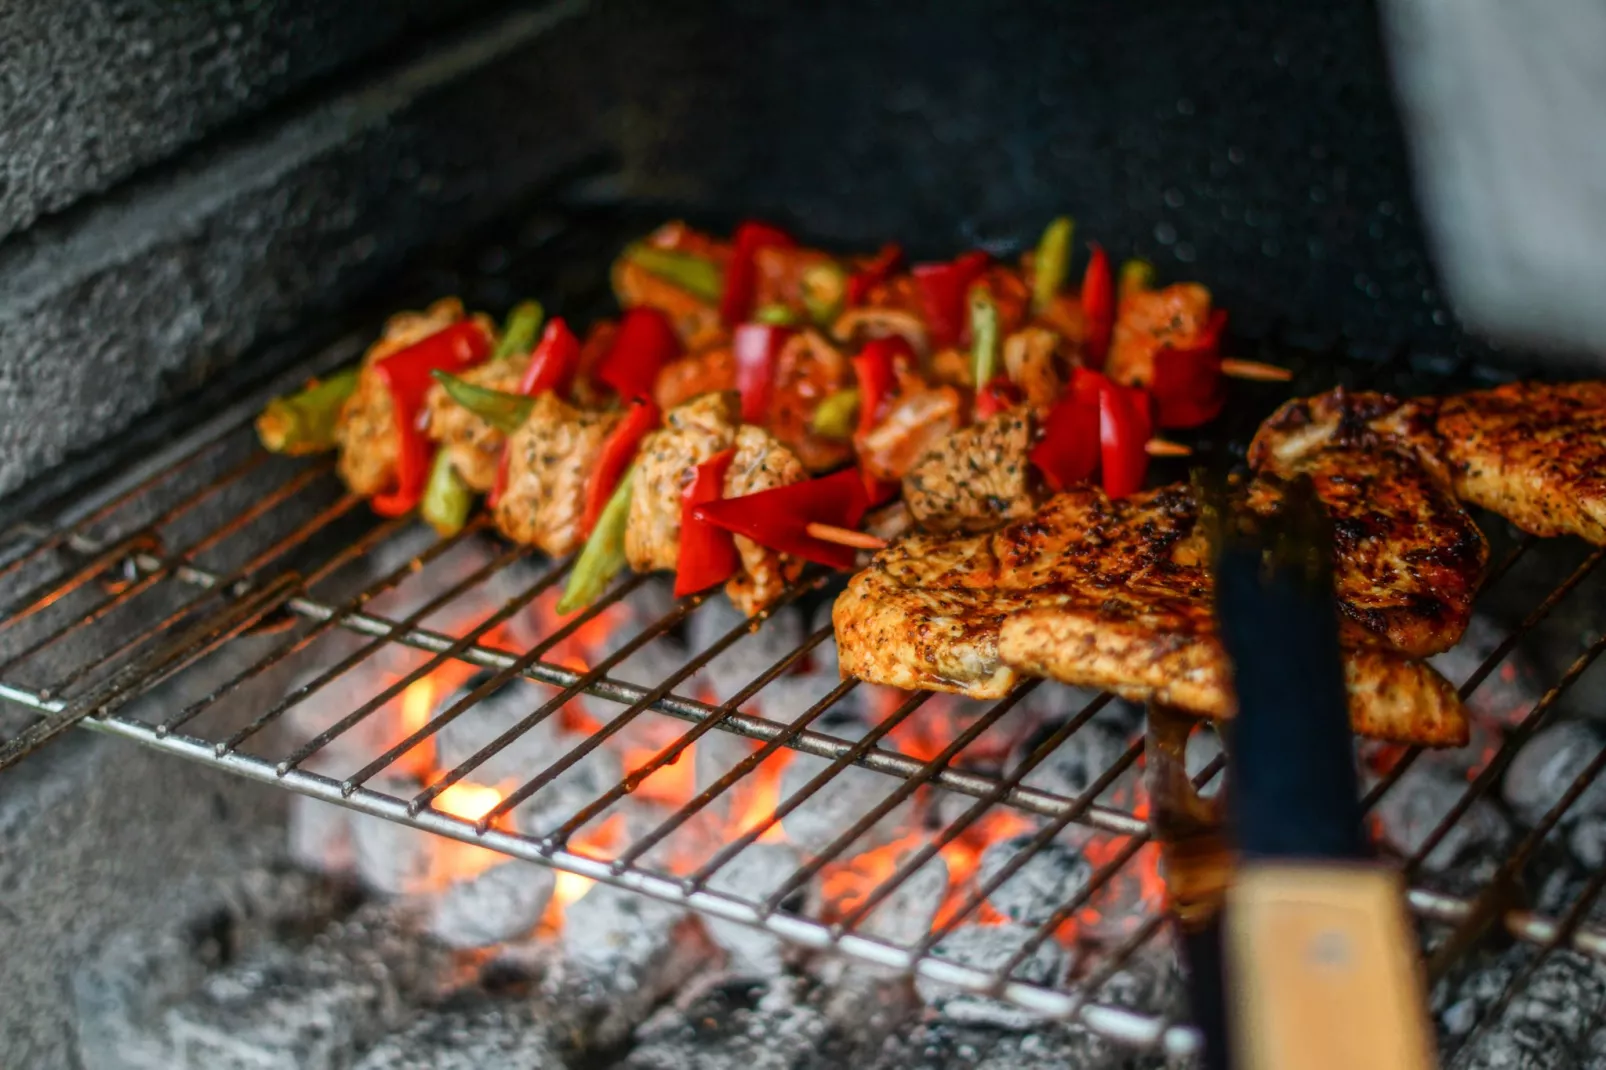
{"left": 1256, "top": 382, "right": 1606, "bottom": 546}
{"left": 612, "top": 222, "right": 729, "bottom": 349}
{"left": 655, "top": 346, "right": 735, "bottom": 411}
{"left": 856, "top": 384, "right": 964, "bottom": 483}
{"left": 495, "top": 393, "right": 621, "bottom": 556}
{"left": 1250, "top": 423, "right": 1487, "bottom": 657}
{"left": 423, "top": 355, "right": 526, "bottom": 492}
{"left": 1001, "top": 326, "right": 1066, "bottom": 413}
{"left": 833, "top": 486, "right": 1469, "bottom": 746}
{"left": 722, "top": 425, "right": 807, "bottom": 615}
{"left": 335, "top": 299, "right": 479, "bottom": 497}
{"left": 628, "top": 392, "right": 742, "bottom": 574}
{"left": 1106, "top": 283, "right": 1213, "bottom": 388}
{"left": 767, "top": 329, "right": 855, "bottom": 472}
{"left": 903, "top": 406, "right": 1039, "bottom": 534}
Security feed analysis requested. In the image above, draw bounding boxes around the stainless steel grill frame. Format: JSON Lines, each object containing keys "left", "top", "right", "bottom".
{"left": 4, "top": 325, "right": 1606, "bottom": 1062}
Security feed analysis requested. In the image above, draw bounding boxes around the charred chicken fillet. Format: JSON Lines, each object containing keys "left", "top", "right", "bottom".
{"left": 834, "top": 485, "right": 1471, "bottom": 746}
{"left": 1256, "top": 381, "right": 1606, "bottom": 547}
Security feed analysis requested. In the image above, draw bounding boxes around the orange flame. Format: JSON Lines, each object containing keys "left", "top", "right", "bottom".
{"left": 542, "top": 812, "right": 629, "bottom": 930}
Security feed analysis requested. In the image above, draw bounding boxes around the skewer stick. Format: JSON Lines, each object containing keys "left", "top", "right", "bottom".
{"left": 1146, "top": 438, "right": 1193, "bottom": 458}
{"left": 805, "top": 523, "right": 888, "bottom": 551}
{"left": 1221, "top": 358, "right": 1294, "bottom": 382}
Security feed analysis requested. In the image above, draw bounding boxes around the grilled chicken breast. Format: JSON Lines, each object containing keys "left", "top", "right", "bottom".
{"left": 495, "top": 393, "right": 620, "bottom": 556}
{"left": 1255, "top": 382, "right": 1606, "bottom": 547}
{"left": 722, "top": 425, "right": 807, "bottom": 615}
{"left": 834, "top": 485, "right": 1470, "bottom": 746}
{"left": 423, "top": 355, "right": 526, "bottom": 492}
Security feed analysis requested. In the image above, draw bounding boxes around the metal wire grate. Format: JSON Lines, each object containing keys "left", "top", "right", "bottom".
{"left": 4, "top": 325, "right": 1606, "bottom": 1062}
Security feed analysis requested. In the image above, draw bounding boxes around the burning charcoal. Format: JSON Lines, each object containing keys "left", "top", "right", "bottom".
{"left": 427, "top": 861, "right": 556, "bottom": 950}
{"left": 1503, "top": 721, "right": 1606, "bottom": 828}
{"left": 1017, "top": 721, "right": 1129, "bottom": 802}
{"left": 1373, "top": 762, "right": 1509, "bottom": 872}
{"left": 157, "top": 902, "right": 448, "bottom": 1070}
{"left": 1429, "top": 615, "right": 1541, "bottom": 727}
{"left": 578, "top": 620, "right": 692, "bottom": 727}
{"left": 1569, "top": 818, "right": 1606, "bottom": 868}
{"left": 545, "top": 882, "right": 718, "bottom": 1048}
{"left": 880, "top": 1020, "right": 1126, "bottom": 1070}
{"left": 779, "top": 754, "right": 916, "bottom": 857}
{"left": 349, "top": 785, "right": 440, "bottom": 897}
{"left": 287, "top": 795, "right": 354, "bottom": 877}
{"left": 350, "top": 1000, "right": 562, "bottom": 1070}
{"left": 692, "top": 596, "right": 806, "bottom": 715}
{"left": 510, "top": 739, "right": 624, "bottom": 841}
{"left": 433, "top": 671, "right": 561, "bottom": 785}
{"left": 977, "top": 834, "right": 1092, "bottom": 928}
{"left": 627, "top": 977, "right": 849, "bottom": 1070}
{"left": 852, "top": 849, "right": 949, "bottom": 949}
{"left": 915, "top": 923, "right": 1071, "bottom": 1029}
{"left": 1449, "top": 950, "right": 1606, "bottom": 1070}
{"left": 703, "top": 843, "right": 818, "bottom": 976}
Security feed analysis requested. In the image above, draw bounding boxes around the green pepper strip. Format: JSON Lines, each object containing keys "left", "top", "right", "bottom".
{"left": 431, "top": 371, "right": 534, "bottom": 433}
{"left": 811, "top": 387, "right": 860, "bottom": 439}
{"left": 969, "top": 286, "right": 1000, "bottom": 389}
{"left": 1031, "top": 216, "right": 1075, "bottom": 314}
{"left": 491, "top": 300, "right": 545, "bottom": 361}
{"left": 557, "top": 467, "right": 635, "bottom": 615}
{"left": 623, "top": 245, "right": 726, "bottom": 303}
{"left": 1119, "top": 258, "right": 1156, "bottom": 301}
{"left": 800, "top": 261, "right": 848, "bottom": 326}
{"left": 754, "top": 302, "right": 800, "bottom": 326}
{"left": 420, "top": 450, "right": 474, "bottom": 537}
{"left": 257, "top": 368, "right": 360, "bottom": 455}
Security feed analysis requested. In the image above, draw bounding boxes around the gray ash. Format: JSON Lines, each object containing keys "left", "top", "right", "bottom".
{"left": 977, "top": 834, "right": 1092, "bottom": 928}
{"left": 426, "top": 861, "right": 554, "bottom": 950}
{"left": 916, "top": 923, "right": 1072, "bottom": 1029}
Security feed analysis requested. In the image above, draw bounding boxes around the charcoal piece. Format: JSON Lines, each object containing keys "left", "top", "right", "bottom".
{"left": 977, "top": 834, "right": 1092, "bottom": 928}
{"left": 1569, "top": 818, "right": 1606, "bottom": 868}
{"left": 1450, "top": 950, "right": 1606, "bottom": 1070}
{"left": 779, "top": 754, "right": 915, "bottom": 857}
{"left": 287, "top": 794, "right": 354, "bottom": 877}
{"left": 350, "top": 999, "right": 562, "bottom": 1070}
{"left": 915, "top": 923, "right": 1071, "bottom": 1029}
{"left": 853, "top": 850, "right": 949, "bottom": 949}
{"left": 427, "top": 861, "right": 555, "bottom": 950}
{"left": 156, "top": 903, "right": 446, "bottom": 1070}
{"left": 691, "top": 596, "right": 806, "bottom": 716}
{"left": 1016, "top": 720, "right": 1132, "bottom": 831}
{"left": 1429, "top": 614, "right": 1541, "bottom": 729}
{"left": 695, "top": 726, "right": 758, "bottom": 823}
{"left": 627, "top": 977, "right": 845, "bottom": 1070}
{"left": 1503, "top": 722, "right": 1606, "bottom": 827}
{"left": 703, "top": 843, "right": 816, "bottom": 976}
{"left": 348, "top": 783, "right": 439, "bottom": 897}
{"left": 874, "top": 1019, "right": 1129, "bottom": 1070}
{"left": 511, "top": 741, "right": 624, "bottom": 841}
{"left": 546, "top": 882, "right": 718, "bottom": 1049}
{"left": 434, "top": 671, "right": 563, "bottom": 785}
{"left": 579, "top": 626, "right": 692, "bottom": 727}
{"left": 1373, "top": 761, "right": 1509, "bottom": 871}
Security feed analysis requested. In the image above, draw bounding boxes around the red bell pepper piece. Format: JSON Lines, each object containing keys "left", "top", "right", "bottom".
{"left": 1150, "top": 309, "right": 1230, "bottom": 429}
{"left": 674, "top": 448, "right": 740, "bottom": 597}
{"left": 370, "top": 321, "right": 493, "bottom": 517}
{"left": 913, "top": 250, "right": 990, "bottom": 349}
{"left": 518, "top": 317, "right": 583, "bottom": 399}
{"left": 851, "top": 336, "right": 911, "bottom": 437}
{"left": 581, "top": 397, "right": 660, "bottom": 537}
{"left": 1029, "top": 372, "right": 1101, "bottom": 491}
{"left": 692, "top": 467, "right": 871, "bottom": 571}
{"left": 598, "top": 307, "right": 682, "bottom": 402}
{"left": 846, "top": 243, "right": 904, "bottom": 306}
{"left": 1097, "top": 378, "right": 1152, "bottom": 499}
{"left": 720, "top": 221, "right": 795, "bottom": 326}
{"left": 1081, "top": 243, "right": 1115, "bottom": 369}
{"left": 974, "top": 376, "right": 1023, "bottom": 421}
{"left": 734, "top": 322, "right": 794, "bottom": 424}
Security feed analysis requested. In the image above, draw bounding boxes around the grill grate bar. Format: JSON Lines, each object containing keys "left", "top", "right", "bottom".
{"left": 758, "top": 681, "right": 1042, "bottom": 920}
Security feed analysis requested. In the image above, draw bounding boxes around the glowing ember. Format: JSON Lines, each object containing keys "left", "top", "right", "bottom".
{"left": 729, "top": 750, "right": 793, "bottom": 845}
{"left": 542, "top": 813, "right": 628, "bottom": 930}
{"left": 622, "top": 743, "right": 699, "bottom": 807}
{"left": 435, "top": 781, "right": 505, "bottom": 823}
{"left": 396, "top": 676, "right": 439, "bottom": 775}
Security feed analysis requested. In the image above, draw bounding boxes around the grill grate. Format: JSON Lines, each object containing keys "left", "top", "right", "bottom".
{"left": 4, "top": 320, "right": 1606, "bottom": 1061}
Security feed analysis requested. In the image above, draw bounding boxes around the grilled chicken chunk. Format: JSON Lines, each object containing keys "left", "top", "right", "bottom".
{"left": 1256, "top": 381, "right": 1606, "bottom": 546}
{"left": 655, "top": 346, "right": 735, "bottom": 411}
{"left": 903, "top": 406, "right": 1039, "bottom": 534}
{"left": 1106, "top": 283, "right": 1213, "bottom": 388}
{"left": 767, "top": 330, "right": 855, "bottom": 473}
{"left": 1001, "top": 326, "right": 1066, "bottom": 414}
{"left": 834, "top": 485, "right": 1469, "bottom": 746}
{"left": 722, "top": 425, "right": 807, "bottom": 615}
{"left": 628, "top": 392, "right": 742, "bottom": 573}
{"left": 496, "top": 393, "right": 620, "bottom": 556}
{"left": 336, "top": 299, "right": 482, "bottom": 497}
{"left": 423, "top": 356, "right": 526, "bottom": 492}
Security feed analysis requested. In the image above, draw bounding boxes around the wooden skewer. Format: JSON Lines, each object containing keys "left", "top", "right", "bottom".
{"left": 1220, "top": 358, "right": 1294, "bottom": 382}
{"left": 805, "top": 522, "right": 888, "bottom": 551}
{"left": 1145, "top": 438, "right": 1193, "bottom": 458}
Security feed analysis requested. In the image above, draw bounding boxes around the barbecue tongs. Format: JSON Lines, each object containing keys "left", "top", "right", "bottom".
{"left": 1147, "top": 477, "right": 1436, "bottom": 1070}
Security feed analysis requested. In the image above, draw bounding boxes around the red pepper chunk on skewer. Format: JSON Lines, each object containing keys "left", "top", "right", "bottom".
{"left": 1029, "top": 371, "right": 1101, "bottom": 491}
{"left": 734, "top": 321, "right": 794, "bottom": 425}
{"left": 518, "top": 318, "right": 583, "bottom": 398}
{"left": 581, "top": 397, "right": 661, "bottom": 538}
{"left": 913, "top": 250, "right": 990, "bottom": 350}
{"left": 1150, "top": 309, "right": 1229, "bottom": 429}
{"left": 721, "top": 221, "right": 795, "bottom": 326}
{"left": 597, "top": 307, "right": 682, "bottom": 403}
{"left": 846, "top": 243, "right": 903, "bottom": 307}
{"left": 370, "top": 320, "right": 493, "bottom": 517}
{"left": 1081, "top": 243, "right": 1115, "bottom": 369}
{"left": 693, "top": 466, "right": 871, "bottom": 571}
{"left": 675, "top": 448, "right": 740, "bottom": 597}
